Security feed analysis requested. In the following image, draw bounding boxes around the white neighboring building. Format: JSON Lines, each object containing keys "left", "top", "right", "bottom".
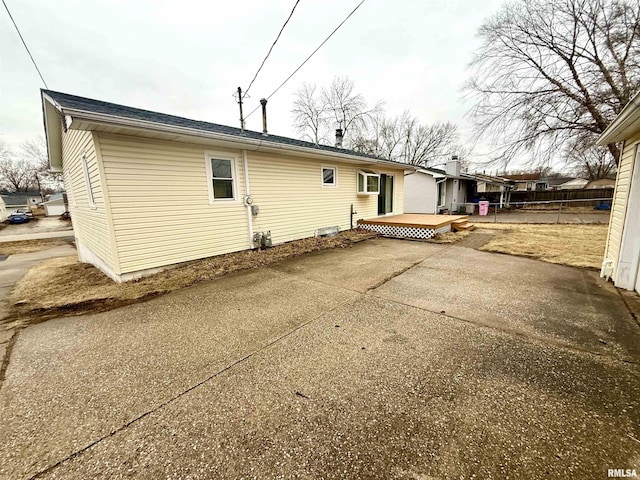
{"left": 0, "top": 196, "right": 6, "bottom": 222}
{"left": 404, "top": 158, "right": 480, "bottom": 214}
{"left": 404, "top": 168, "right": 442, "bottom": 214}
{"left": 597, "top": 90, "right": 640, "bottom": 293}
{"left": 43, "top": 193, "right": 67, "bottom": 216}
{"left": 557, "top": 178, "right": 588, "bottom": 189}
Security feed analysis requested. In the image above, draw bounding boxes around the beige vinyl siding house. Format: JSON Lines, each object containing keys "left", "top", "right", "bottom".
{"left": 597, "top": 91, "right": 640, "bottom": 293}
{"left": 42, "top": 90, "right": 408, "bottom": 282}
{"left": 62, "top": 129, "right": 116, "bottom": 272}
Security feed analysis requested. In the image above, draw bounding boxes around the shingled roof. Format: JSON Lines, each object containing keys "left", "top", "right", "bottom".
{"left": 42, "top": 90, "right": 405, "bottom": 166}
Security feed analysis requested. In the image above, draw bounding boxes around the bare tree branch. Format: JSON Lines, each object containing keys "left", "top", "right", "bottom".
{"left": 467, "top": 0, "right": 640, "bottom": 168}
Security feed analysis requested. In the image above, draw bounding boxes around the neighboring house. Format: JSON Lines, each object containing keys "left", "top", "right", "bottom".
{"left": 0, "top": 192, "right": 42, "bottom": 211}
{"left": 473, "top": 173, "right": 513, "bottom": 207}
{"left": 404, "top": 157, "right": 476, "bottom": 214}
{"left": 585, "top": 178, "right": 616, "bottom": 189}
{"left": 42, "top": 90, "right": 409, "bottom": 282}
{"left": 596, "top": 90, "right": 640, "bottom": 293}
{"left": 502, "top": 173, "right": 543, "bottom": 191}
{"left": 43, "top": 192, "right": 68, "bottom": 216}
{"left": 550, "top": 177, "right": 588, "bottom": 190}
{"left": 0, "top": 196, "right": 6, "bottom": 222}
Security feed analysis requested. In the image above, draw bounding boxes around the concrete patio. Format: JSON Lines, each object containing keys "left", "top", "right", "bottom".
{"left": 0, "top": 238, "right": 638, "bottom": 479}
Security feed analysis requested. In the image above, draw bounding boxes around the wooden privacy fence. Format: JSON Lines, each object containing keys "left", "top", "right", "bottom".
{"left": 509, "top": 188, "right": 613, "bottom": 203}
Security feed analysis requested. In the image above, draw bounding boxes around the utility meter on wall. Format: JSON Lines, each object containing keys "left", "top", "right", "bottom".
{"left": 244, "top": 195, "right": 254, "bottom": 205}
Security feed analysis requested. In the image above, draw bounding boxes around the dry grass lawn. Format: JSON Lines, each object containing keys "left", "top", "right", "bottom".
{"left": 430, "top": 230, "right": 471, "bottom": 244}
{"left": 475, "top": 223, "right": 607, "bottom": 269}
{"left": 0, "top": 238, "right": 72, "bottom": 256}
{"left": 7, "top": 230, "right": 376, "bottom": 326}
{"left": 519, "top": 205, "right": 606, "bottom": 214}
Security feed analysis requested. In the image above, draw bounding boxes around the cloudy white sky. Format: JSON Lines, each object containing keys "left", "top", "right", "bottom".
{"left": 1, "top": 0, "right": 505, "bottom": 163}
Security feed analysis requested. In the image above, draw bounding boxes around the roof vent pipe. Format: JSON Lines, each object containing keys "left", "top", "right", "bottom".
{"left": 260, "top": 98, "right": 268, "bottom": 135}
{"left": 335, "top": 128, "right": 343, "bottom": 148}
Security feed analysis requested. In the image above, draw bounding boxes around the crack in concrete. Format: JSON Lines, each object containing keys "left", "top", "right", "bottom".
{"left": 268, "top": 252, "right": 640, "bottom": 367}
{"left": 364, "top": 291, "right": 640, "bottom": 367}
{"left": 29, "top": 296, "right": 356, "bottom": 479}
{"left": 18, "top": 240, "right": 640, "bottom": 478}
{"left": 0, "top": 330, "right": 18, "bottom": 390}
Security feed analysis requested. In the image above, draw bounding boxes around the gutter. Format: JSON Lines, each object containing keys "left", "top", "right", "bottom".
{"left": 54, "top": 105, "right": 413, "bottom": 171}
{"left": 597, "top": 90, "right": 640, "bottom": 145}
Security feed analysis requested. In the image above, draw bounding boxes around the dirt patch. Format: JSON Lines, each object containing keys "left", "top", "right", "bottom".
{"left": 6, "top": 230, "right": 378, "bottom": 327}
{"left": 475, "top": 223, "right": 607, "bottom": 269}
{"left": 0, "top": 238, "right": 73, "bottom": 256}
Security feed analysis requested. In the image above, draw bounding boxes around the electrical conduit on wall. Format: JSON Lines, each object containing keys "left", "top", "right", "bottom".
{"left": 243, "top": 150, "right": 254, "bottom": 248}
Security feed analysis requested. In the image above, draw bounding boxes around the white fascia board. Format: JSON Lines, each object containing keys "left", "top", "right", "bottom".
{"left": 62, "top": 108, "right": 413, "bottom": 171}
{"left": 41, "top": 93, "right": 64, "bottom": 172}
{"left": 597, "top": 90, "right": 640, "bottom": 145}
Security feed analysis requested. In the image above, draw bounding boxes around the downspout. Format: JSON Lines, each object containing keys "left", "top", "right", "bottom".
{"left": 243, "top": 150, "right": 254, "bottom": 248}
{"left": 435, "top": 178, "right": 446, "bottom": 213}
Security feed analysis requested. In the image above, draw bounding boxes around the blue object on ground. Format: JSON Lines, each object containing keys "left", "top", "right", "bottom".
{"left": 594, "top": 202, "right": 611, "bottom": 211}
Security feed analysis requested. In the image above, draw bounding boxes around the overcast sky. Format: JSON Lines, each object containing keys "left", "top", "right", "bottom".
{"left": 1, "top": 0, "right": 505, "bottom": 165}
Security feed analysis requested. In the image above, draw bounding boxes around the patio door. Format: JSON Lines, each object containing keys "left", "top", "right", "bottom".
{"left": 378, "top": 174, "right": 394, "bottom": 215}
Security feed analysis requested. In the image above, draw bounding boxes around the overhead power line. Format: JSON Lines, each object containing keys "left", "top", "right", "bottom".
{"left": 2, "top": 0, "right": 49, "bottom": 89}
{"left": 243, "top": 0, "right": 302, "bottom": 99}
{"left": 245, "top": 0, "right": 366, "bottom": 120}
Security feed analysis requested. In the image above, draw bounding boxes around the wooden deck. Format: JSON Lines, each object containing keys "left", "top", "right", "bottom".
{"left": 358, "top": 214, "right": 468, "bottom": 230}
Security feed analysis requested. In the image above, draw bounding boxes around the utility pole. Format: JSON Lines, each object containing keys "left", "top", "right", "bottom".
{"left": 235, "top": 86, "right": 245, "bottom": 131}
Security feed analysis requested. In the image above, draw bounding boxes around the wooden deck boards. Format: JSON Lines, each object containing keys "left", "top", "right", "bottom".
{"left": 358, "top": 214, "right": 469, "bottom": 230}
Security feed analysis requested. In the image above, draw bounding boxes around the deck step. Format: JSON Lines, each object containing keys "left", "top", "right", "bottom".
{"left": 452, "top": 221, "right": 475, "bottom": 232}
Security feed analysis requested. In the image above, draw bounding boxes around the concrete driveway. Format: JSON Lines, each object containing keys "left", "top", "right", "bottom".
{"left": 0, "top": 217, "right": 74, "bottom": 242}
{"left": 0, "top": 238, "right": 638, "bottom": 479}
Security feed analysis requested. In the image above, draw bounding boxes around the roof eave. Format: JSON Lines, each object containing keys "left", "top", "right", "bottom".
{"left": 41, "top": 92, "right": 64, "bottom": 172}
{"left": 62, "top": 107, "right": 412, "bottom": 170}
{"left": 597, "top": 90, "right": 640, "bottom": 145}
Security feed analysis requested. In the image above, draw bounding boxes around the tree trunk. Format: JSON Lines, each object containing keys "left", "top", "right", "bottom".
{"left": 607, "top": 143, "right": 622, "bottom": 165}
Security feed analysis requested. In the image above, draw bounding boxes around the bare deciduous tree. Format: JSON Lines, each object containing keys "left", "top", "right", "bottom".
{"left": 292, "top": 83, "right": 330, "bottom": 145}
{"left": 352, "top": 111, "right": 461, "bottom": 167}
{"left": 568, "top": 144, "right": 618, "bottom": 179}
{"left": 291, "top": 77, "right": 463, "bottom": 166}
{"left": 0, "top": 136, "right": 62, "bottom": 193}
{"left": 20, "top": 135, "right": 63, "bottom": 193}
{"left": 401, "top": 120, "right": 460, "bottom": 167}
{"left": 0, "top": 156, "right": 36, "bottom": 192}
{"left": 467, "top": 0, "right": 640, "bottom": 167}
{"left": 20, "top": 136, "right": 48, "bottom": 171}
{"left": 291, "top": 76, "right": 382, "bottom": 148}
{"left": 321, "top": 76, "right": 383, "bottom": 145}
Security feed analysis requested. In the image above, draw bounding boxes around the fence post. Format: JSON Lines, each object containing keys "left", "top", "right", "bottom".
{"left": 494, "top": 203, "right": 497, "bottom": 223}
{"left": 556, "top": 199, "right": 562, "bottom": 224}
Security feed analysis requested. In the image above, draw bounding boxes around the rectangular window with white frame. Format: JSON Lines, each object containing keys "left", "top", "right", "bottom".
{"left": 81, "top": 153, "right": 95, "bottom": 208}
{"left": 321, "top": 166, "right": 337, "bottom": 187}
{"left": 205, "top": 152, "right": 238, "bottom": 203}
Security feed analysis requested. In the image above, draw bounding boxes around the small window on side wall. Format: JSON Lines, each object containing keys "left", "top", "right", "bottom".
{"left": 357, "top": 170, "right": 380, "bottom": 195}
{"left": 206, "top": 154, "right": 236, "bottom": 202}
{"left": 322, "top": 166, "right": 336, "bottom": 187}
{"left": 81, "top": 153, "right": 95, "bottom": 207}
